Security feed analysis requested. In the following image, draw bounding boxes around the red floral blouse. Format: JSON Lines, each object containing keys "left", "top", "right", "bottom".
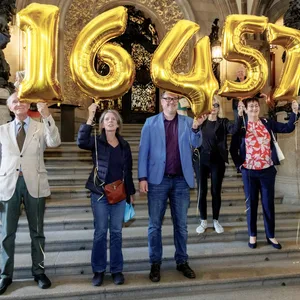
{"left": 242, "top": 120, "right": 273, "bottom": 170}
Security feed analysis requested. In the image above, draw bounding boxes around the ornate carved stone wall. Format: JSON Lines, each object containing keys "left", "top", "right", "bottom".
{"left": 63, "top": 0, "right": 188, "bottom": 107}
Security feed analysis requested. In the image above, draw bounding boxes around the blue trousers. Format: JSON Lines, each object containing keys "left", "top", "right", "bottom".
{"left": 147, "top": 176, "right": 190, "bottom": 264}
{"left": 241, "top": 166, "right": 277, "bottom": 238}
{"left": 90, "top": 193, "right": 126, "bottom": 274}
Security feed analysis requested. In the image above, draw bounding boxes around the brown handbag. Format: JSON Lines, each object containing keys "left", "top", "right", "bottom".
{"left": 104, "top": 179, "right": 126, "bottom": 204}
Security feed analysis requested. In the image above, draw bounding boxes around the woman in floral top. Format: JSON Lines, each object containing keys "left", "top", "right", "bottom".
{"left": 230, "top": 97, "right": 298, "bottom": 249}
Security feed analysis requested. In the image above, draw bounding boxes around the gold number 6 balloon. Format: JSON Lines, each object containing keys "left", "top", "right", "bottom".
{"left": 69, "top": 6, "right": 135, "bottom": 102}
{"left": 218, "top": 15, "right": 268, "bottom": 98}
{"left": 17, "top": 3, "right": 62, "bottom": 103}
{"left": 151, "top": 20, "right": 219, "bottom": 116}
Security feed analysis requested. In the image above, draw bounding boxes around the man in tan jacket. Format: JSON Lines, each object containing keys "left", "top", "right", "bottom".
{"left": 0, "top": 92, "right": 61, "bottom": 295}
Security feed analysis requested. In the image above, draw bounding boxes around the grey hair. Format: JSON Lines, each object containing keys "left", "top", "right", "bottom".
{"left": 6, "top": 92, "right": 18, "bottom": 107}
{"left": 99, "top": 109, "right": 123, "bottom": 134}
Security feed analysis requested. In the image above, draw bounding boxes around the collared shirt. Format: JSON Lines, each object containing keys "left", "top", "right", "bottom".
{"left": 164, "top": 114, "right": 183, "bottom": 176}
{"left": 14, "top": 116, "right": 30, "bottom": 136}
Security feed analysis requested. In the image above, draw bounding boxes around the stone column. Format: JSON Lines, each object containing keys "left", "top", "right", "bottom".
{"left": 0, "top": 88, "right": 10, "bottom": 125}
{"left": 60, "top": 104, "right": 76, "bottom": 142}
{"left": 275, "top": 111, "right": 300, "bottom": 204}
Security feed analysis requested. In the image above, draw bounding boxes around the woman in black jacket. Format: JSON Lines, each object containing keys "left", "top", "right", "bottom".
{"left": 196, "top": 97, "right": 243, "bottom": 234}
{"left": 77, "top": 104, "right": 135, "bottom": 287}
{"left": 230, "top": 97, "right": 298, "bottom": 249}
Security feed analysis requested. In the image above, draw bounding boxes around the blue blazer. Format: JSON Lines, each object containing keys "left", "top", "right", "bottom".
{"left": 138, "top": 113, "right": 202, "bottom": 188}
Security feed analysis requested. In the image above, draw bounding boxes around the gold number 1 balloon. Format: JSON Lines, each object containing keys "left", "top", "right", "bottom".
{"left": 69, "top": 6, "right": 135, "bottom": 101}
{"left": 151, "top": 20, "right": 219, "bottom": 116}
{"left": 17, "top": 3, "right": 62, "bottom": 103}
{"left": 267, "top": 23, "right": 300, "bottom": 101}
{"left": 219, "top": 15, "right": 268, "bottom": 98}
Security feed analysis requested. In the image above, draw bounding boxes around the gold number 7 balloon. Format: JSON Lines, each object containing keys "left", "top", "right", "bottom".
{"left": 151, "top": 20, "right": 219, "bottom": 117}
{"left": 69, "top": 6, "right": 135, "bottom": 103}
{"left": 267, "top": 23, "right": 300, "bottom": 102}
{"left": 17, "top": 3, "right": 62, "bottom": 104}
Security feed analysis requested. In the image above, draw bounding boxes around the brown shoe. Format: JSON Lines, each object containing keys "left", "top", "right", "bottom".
{"left": 176, "top": 262, "right": 196, "bottom": 279}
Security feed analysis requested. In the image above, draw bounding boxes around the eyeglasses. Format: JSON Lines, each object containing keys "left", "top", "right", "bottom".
{"left": 162, "top": 97, "right": 179, "bottom": 102}
{"left": 212, "top": 103, "right": 220, "bottom": 108}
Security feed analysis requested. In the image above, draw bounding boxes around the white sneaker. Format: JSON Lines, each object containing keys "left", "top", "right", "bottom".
{"left": 213, "top": 220, "right": 224, "bottom": 234}
{"left": 196, "top": 220, "right": 207, "bottom": 234}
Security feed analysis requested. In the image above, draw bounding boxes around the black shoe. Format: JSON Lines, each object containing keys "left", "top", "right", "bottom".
{"left": 149, "top": 263, "right": 161, "bottom": 282}
{"left": 176, "top": 262, "right": 196, "bottom": 279}
{"left": 112, "top": 272, "right": 125, "bottom": 285}
{"left": 248, "top": 242, "right": 257, "bottom": 249}
{"left": 267, "top": 238, "right": 282, "bottom": 250}
{"left": 92, "top": 272, "right": 105, "bottom": 286}
{"left": 0, "top": 278, "right": 12, "bottom": 295}
{"left": 34, "top": 274, "right": 51, "bottom": 289}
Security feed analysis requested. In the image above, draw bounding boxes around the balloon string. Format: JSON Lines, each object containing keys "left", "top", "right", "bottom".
{"left": 296, "top": 124, "right": 300, "bottom": 247}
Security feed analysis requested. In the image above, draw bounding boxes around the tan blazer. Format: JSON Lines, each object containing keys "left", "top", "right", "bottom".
{"left": 0, "top": 115, "right": 61, "bottom": 200}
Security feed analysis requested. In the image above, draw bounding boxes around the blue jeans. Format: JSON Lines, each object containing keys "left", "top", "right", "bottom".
{"left": 148, "top": 176, "right": 190, "bottom": 264}
{"left": 90, "top": 193, "right": 126, "bottom": 273}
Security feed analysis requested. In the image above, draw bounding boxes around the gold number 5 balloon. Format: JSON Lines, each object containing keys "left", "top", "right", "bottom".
{"left": 17, "top": 3, "right": 62, "bottom": 103}
{"left": 69, "top": 6, "right": 135, "bottom": 101}
{"left": 151, "top": 20, "right": 218, "bottom": 116}
{"left": 219, "top": 15, "right": 268, "bottom": 98}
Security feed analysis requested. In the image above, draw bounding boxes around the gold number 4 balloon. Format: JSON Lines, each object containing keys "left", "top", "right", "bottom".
{"left": 69, "top": 6, "right": 135, "bottom": 102}
{"left": 151, "top": 20, "right": 219, "bottom": 117}
{"left": 17, "top": 3, "right": 62, "bottom": 104}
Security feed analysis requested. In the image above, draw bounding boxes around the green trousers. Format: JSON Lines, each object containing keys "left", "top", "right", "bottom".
{"left": 0, "top": 176, "right": 46, "bottom": 279}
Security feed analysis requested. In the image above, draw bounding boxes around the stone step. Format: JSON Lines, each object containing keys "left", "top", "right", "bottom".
{"left": 45, "top": 165, "right": 240, "bottom": 177}
{"left": 158, "top": 285, "right": 300, "bottom": 300}
{"left": 10, "top": 220, "right": 300, "bottom": 253}
{"left": 44, "top": 193, "right": 282, "bottom": 213}
{"left": 4, "top": 240, "right": 300, "bottom": 280}
{"left": 9, "top": 203, "right": 296, "bottom": 232}
{"left": 47, "top": 176, "right": 244, "bottom": 193}
{"left": 48, "top": 185, "right": 249, "bottom": 201}
{"left": 3, "top": 259, "right": 300, "bottom": 300}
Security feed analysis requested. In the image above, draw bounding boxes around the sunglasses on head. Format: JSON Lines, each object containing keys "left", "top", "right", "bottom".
{"left": 212, "top": 103, "right": 220, "bottom": 108}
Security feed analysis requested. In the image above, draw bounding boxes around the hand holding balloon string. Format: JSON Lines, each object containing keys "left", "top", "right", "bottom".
{"left": 87, "top": 103, "right": 99, "bottom": 125}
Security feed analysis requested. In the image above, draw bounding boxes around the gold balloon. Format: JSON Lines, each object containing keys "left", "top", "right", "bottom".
{"left": 218, "top": 15, "right": 268, "bottom": 98}
{"left": 267, "top": 23, "right": 300, "bottom": 101}
{"left": 69, "top": 6, "right": 135, "bottom": 101}
{"left": 151, "top": 20, "right": 218, "bottom": 116}
{"left": 17, "top": 3, "right": 62, "bottom": 104}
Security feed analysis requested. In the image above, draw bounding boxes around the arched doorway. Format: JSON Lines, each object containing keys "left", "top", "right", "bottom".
{"left": 95, "top": 5, "right": 159, "bottom": 123}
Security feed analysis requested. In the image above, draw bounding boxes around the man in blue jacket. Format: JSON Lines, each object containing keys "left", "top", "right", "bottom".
{"left": 138, "top": 90, "right": 205, "bottom": 282}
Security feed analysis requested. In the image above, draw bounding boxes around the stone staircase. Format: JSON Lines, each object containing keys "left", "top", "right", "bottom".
{"left": 2, "top": 124, "right": 300, "bottom": 299}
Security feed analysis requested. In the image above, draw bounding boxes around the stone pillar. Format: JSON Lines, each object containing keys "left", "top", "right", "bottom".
{"left": 275, "top": 111, "right": 300, "bottom": 204}
{"left": 60, "top": 104, "right": 76, "bottom": 142}
{"left": 0, "top": 88, "right": 11, "bottom": 125}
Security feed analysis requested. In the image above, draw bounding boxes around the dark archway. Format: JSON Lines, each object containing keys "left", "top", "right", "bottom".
{"left": 95, "top": 5, "right": 159, "bottom": 123}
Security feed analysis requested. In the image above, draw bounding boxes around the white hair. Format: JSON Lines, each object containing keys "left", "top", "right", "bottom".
{"left": 6, "top": 92, "right": 18, "bottom": 107}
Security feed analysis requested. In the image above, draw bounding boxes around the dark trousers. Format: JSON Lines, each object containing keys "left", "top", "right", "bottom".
{"left": 198, "top": 159, "right": 226, "bottom": 220}
{"left": 241, "top": 166, "right": 277, "bottom": 238}
{"left": 0, "top": 176, "right": 45, "bottom": 279}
